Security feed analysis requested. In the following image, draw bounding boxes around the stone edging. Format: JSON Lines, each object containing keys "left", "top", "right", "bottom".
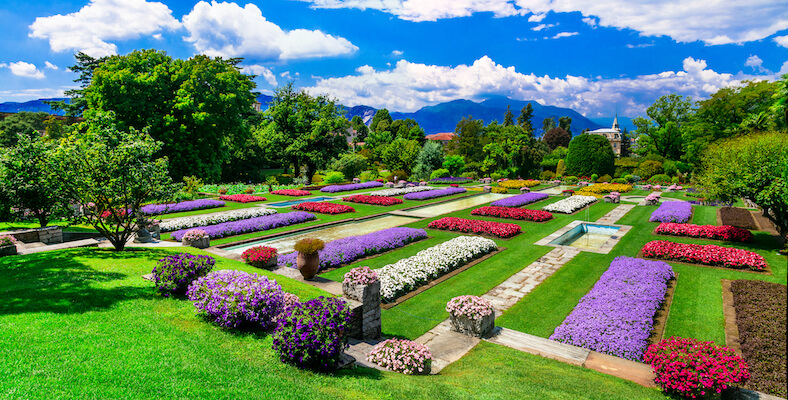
{"left": 648, "top": 273, "right": 678, "bottom": 346}
{"left": 720, "top": 279, "right": 743, "bottom": 357}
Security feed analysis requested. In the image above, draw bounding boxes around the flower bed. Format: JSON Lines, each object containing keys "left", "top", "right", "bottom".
{"left": 320, "top": 181, "right": 384, "bottom": 193}
{"left": 159, "top": 207, "right": 276, "bottom": 232}
{"left": 575, "top": 183, "right": 633, "bottom": 196}
{"left": 642, "top": 240, "right": 767, "bottom": 271}
{"left": 428, "top": 177, "right": 473, "bottom": 184}
{"left": 490, "top": 192, "right": 548, "bottom": 207}
{"left": 550, "top": 257, "right": 674, "bottom": 361}
{"left": 471, "top": 206, "right": 553, "bottom": 222}
{"left": 152, "top": 253, "right": 215, "bottom": 297}
{"left": 291, "top": 202, "right": 355, "bottom": 214}
{"left": 171, "top": 211, "right": 315, "bottom": 240}
{"left": 367, "top": 338, "right": 432, "bottom": 375}
{"left": 446, "top": 295, "right": 496, "bottom": 337}
{"left": 377, "top": 236, "right": 497, "bottom": 302}
{"left": 541, "top": 195, "right": 597, "bottom": 214}
{"left": 403, "top": 187, "right": 466, "bottom": 200}
{"left": 187, "top": 270, "right": 285, "bottom": 328}
{"left": 218, "top": 194, "right": 267, "bottom": 203}
{"left": 498, "top": 179, "right": 540, "bottom": 189}
{"left": 342, "top": 195, "right": 403, "bottom": 206}
{"left": 271, "top": 189, "right": 312, "bottom": 197}
{"left": 649, "top": 201, "right": 692, "bottom": 223}
{"left": 645, "top": 337, "right": 750, "bottom": 398}
{"left": 655, "top": 223, "right": 753, "bottom": 242}
{"left": 730, "top": 280, "right": 787, "bottom": 397}
{"left": 372, "top": 186, "right": 436, "bottom": 197}
{"left": 141, "top": 199, "right": 225, "bottom": 215}
{"left": 719, "top": 207, "right": 758, "bottom": 230}
{"left": 427, "top": 217, "right": 521, "bottom": 238}
{"left": 279, "top": 227, "right": 428, "bottom": 271}
{"left": 241, "top": 246, "right": 278, "bottom": 268}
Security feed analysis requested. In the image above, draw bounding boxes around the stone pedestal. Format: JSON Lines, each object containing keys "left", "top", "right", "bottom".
{"left": 449, "top": 313, "right": 494, "bottom": 338}
{"left": 134, "top": 228, "right": 154, "bottom": 243}
{"left": 419, "top": 181, "right": 427, "bottom": 186}
{"left": 483, "top": 186, "right": 491, "bottom": 193}
{"left": 183, "top": 237, "right": 210, "bottom": 249}
{"left": 353, "top": 178, "right": 361, "bottom": 184}
{"left": 519, "top": 187, "right": 530, "bottom": 193}
{"left": 0, "top": 244, "right": 17, "bottom": 256}
{"left": 343, "top": 281, "right": 382, "bottom": 340}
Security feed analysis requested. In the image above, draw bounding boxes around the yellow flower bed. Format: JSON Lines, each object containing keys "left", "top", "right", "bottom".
{"left": 498, "top": 179, "right": 540, "bottom": 189}
{"left": 467, "top": 187, "right": 484, "bottom": 192}
{"left": 491, "top": 187, "right": 508, "bottom": 194}
{"left": 575, "top": 183, "right": 633, "bottom": 196}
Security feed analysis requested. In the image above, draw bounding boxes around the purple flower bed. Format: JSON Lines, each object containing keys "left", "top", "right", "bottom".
{"left": 171, "top": 211, "right": 315, "bottom": 240}
{"left": 187, "top": 270, "right": 285, "bottom": 328}
{"left": 320, "top": 181, "right": 384, "bottom": 193}
{"left": 490, "top": 192, "right": 548, "bottom": 207}
{"left": 550, "top": 256, "right": 674, "bottom": 361}
{"left": 428, "top": 176, "right": 473, "bottom": 184}
{"left": 403, "top": 187, "right": 467, "bottom": 200}
{"left": 649, "top": 201, "right": 693, "bottom": 223}
{"left": 141, "top": 199, "right": 225, "bottom": 215}
{"left": 279, "top": 227, "right": 428, "bottom": 271}
{"left": 689, "top": 199, "right": 734, "bottom": 207}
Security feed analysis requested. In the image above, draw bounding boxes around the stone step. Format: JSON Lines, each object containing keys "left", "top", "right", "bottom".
{"left": 485, "top": 327, "right": 590, "bottom": 366}
{"left": 583, "top": 351, "right": 657, "bottom": 388}
{"left": 17, "top": 238, "right": 100, "bottom": 255}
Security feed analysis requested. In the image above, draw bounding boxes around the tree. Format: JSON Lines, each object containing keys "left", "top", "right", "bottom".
{"left": 542, "top": 117, "right": 556, "bottom": 135}
{"left": 411, "top": 141, "right": 445, "bottom": 180}
{"left": 330, "top": 153, "right": 368, "bottom": 179}
{"left": 772, "top": 73, "right": 788, "bottom": 127}
{"left": 539, "top": 146, "right": 567, "bottom": 172}
{"left": 565, "top": 134, "right": 615, "bottom": 177}
{"left": 447, "top": 116, "right": 485, "bottom": 163}
{"left": 442, "top": 154, "right": 466, "bottom": 176}
{"left": 370, "top": 109, "right": 393, "bottom": 133}
{"left": 44, "top": 116, "right": 67, "bottom": 141}
{"left": 50, "top": 112, "right": 177, "bottom": 251}
{"left": 698, "top": 132, "right": 788, "bottom": 236}
{"left": 543, "top": 127, "right": 570, "bottom": 150}
{"left": 390, "top": 118, "right": 426, "bottom": 144}
{"left": 0, "top": 111, "right": 49, "bottom": 147}
{"left": 45, "top": 52, "right": 108, "bottom": 117}
{"left": 558, "top": 116, "right": 572, "bottom": 136}
{"left": 381, "top": 139, "right": 420, "bottom": 173}
{"left": 517, "top": 104, "right": 534, "bottom": 133}
{"left": 503, "top": 105, "right": 514, "bottom": 127}
{"left": 350, "top": 115, "right": 369, "bottom": 140}
{"left": 634, "top": 94, "right": 693, "bottom": 160}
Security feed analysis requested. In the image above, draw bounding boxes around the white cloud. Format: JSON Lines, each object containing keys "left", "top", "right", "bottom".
{"left": 301, "top": 0, "right": 788, "bottom": 45}
{"left": 582, "top": 16, "right": 597, "bottom": 27}
{"left": 4, "top": 62, "right": 46, "bottom": 79}
{"left": 391, "top": 50, "right": 404, "bottom": 56}
{"left": 779, "top": 61, "right": 788, "bottom": 75}
{"left": 182, "top": 1, "right": 357, "bottom": 61}
{"left": 774, "top": 35, "right": 788, "bottom": 48}
{"left": 0, "top": 88, "right": 74, "bottom": 103}
{"left": 528, "top": 13, "right": 546, "bottom": 22}
{"left": 626, "top": 43, "right": 654, "bottom": 48}
{"left": 242, "top": 64, "right": 277, "bottom": 86}
{"left": 531, "top": 23, "right": 555, "bottom": 31}
{"left": 744, "top": 55, "right": 770, "bottom": 73}
{"left": 44, "top": 61, "right": 58, "bottom": 70}
{"left": 28, "top": 0, "right": 180, "bottom": 57}
{"left": 0, "top": 63, "right": 6, "bottom": 69}
{"left": 549, "top": 31, "right": 578, "bottom": 39}
{"left": 304, "top": 55, "right": 775, "bottom": 118}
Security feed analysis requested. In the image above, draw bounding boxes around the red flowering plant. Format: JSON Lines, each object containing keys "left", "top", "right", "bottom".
{"left": 427, "top": 217, "right": 521, "bottom": 238}
{"left": 644, "top": 337, "right": 749, "bottom": 399}
{"left": 342, "top": 195, "right": 403, "bottom": 206}
{"left": 292, "top": 202, "right": 355, "bottom": 214}
{"left": 271, "top": 189, "right": 312, "bottom": 196}
{"left": 241, "top": 246, "right": 278, "bottom": 268}
{"left": 655, "top": 223, "right": 753, "bottom": 242}
{"left": 642, "top": 240, "right": 767, "bottom": 271}
{"left": 219, "top": 194, "right": 267, "bottom": 203}
{"left": 471, "top": 206, "right": 553, "bottom": 222}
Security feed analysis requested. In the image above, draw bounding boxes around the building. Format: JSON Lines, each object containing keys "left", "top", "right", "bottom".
{"left": 425, "top": 132, "right": 455, "bottom": 145}
{"left": 587, "top": 116, "right": 623, "bottom": 156}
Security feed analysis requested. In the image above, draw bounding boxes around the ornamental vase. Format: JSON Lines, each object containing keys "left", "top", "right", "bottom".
{"left": 0, "top": 244, "right": 17, "bottom": 256}
{"left": 183, "top": 237, "right": 210, "bottom": 249}
{"left": 449, "top": 313, "right": 495, "bottom": 338}
{"left": 297, "top": 252, "right": 320, "bottom": 280}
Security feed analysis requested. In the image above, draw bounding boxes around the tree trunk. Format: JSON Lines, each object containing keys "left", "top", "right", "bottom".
{"left": 304, "top": 162, "right": 317, "bottom": 185}
{"left": 291, "top": 156, "right": 300, "bottom": 178}
{"left": 37, "top": 213, "right": 48, "bottom": 228}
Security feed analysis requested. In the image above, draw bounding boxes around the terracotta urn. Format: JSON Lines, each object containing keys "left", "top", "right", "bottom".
{"left": 297, "top": 252, "right": 320, "bottom": 280}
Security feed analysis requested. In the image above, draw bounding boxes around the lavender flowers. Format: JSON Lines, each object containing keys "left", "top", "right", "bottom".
{"left": 403, "top": 187, "right": 467, "bottom": 200}
{"left": 187, "top": 270, "right": 285, "bottom": 328}
{"left": 141, "top": 199, "right": 225, "bottom": 215}
{"left": 490, "top": 192, "right": 548, "bottom": 207}
{"left": 649, "top": 201, "right": 693, "bottom": 223}
{"left": 320, "top": 181, "right": 384, "bottom": 193}
{"left": 171, "top": 211, "right": 316, "bottom": 240}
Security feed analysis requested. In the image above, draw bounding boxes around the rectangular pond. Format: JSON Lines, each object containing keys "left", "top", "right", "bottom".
{"left": 267, "top": 196, "right": 336, "bottom": 207}
{"left": 535, "top": 220, "right": 632, "bottom": 254}
{"left": 401, "top": 193, "right": 512, "bottom": 218}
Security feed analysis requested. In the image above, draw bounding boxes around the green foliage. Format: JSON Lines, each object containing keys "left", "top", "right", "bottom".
{"left": 323, "top": 171, "right": 345, "bottom": 184}
{"left": 662, "top": 160, "right": 678, "bottom": 176}
{"left": 390, "top": 118, "right": 426, "bottom": 144}
{"left": 596, "top": 174, "right": 612, "bottom": 183}
{"left": 590, "top": 173, "right": 599, "bottom": 182}
{"left": 634, "top": 160, "right": 663, "bottom": 180}
{"left": 294, "top": 238, "right": 325, "bottom": 255}
{"left": 540, "top": 170, "right": 555, "bottom": 180}
{"left": 442, "top": 154, "right": 466, "bottom": 176}
{"left": 623, "top": 174, "right": 634, "bottom": 182}
{"left": 517, "top": 104, "right": 534, "bottom": 133}
{"left": 329, "top": 153, "right": 368, "bottom": 180}
{"left": 565, "top": 134, "right": 615, "bottom": 177}
{"left": 503, "top": 105, "right": 514, "bottom": 127}
{"left": 381, "top": 139, "right": 420, "bottom": 173}
{"left": 634, "top": 94, "right": 692, "bottom": 160}
{"left": 563, "top": 176, "right": 578, "bottom": 184}
{"left": 370, "top": 109, "right": 393, "bottom": 133}
{"left": 430, "top": 168, "right": 451, "bottom": 180}
{"left": 460, "top": 171, "right": 478, "bottom": 179}
{"left": 542, "top": 117, "right": 556, "bottom": 134}
{"left": 0, "top": 111, "right": 49, "bottom": 148}
{"left": 386, "top": 170, "right": 408, "bottom": 182}
{"left": 350, "top": 115, "right": 368, "bottom": 140}
{"left": 410, "top": 141, "right": 444, "bottom": 180}
{"left": 447, "top": 116, "right": 484, "bottom": 163}
{"left": 558, "top": 116, "right": 572, "bottom": 136}
{"left": 358, "top": 171, "right": 375, "bottom": 182}
{"left": 555, "top": 159, "right": 566, "bottom": 176}
{"left": 611, "top": 178, "right": 627, "bottom": 184}
{"left": 182, "top": 176, "right": 203, "bottom": 200}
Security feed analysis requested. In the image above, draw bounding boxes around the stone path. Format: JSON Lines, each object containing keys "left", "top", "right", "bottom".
{"left": 17, "top": 238, "right": 101, "bottom": 255}
{"left": 595, "top": 204, "right": 636, "bottom": 224}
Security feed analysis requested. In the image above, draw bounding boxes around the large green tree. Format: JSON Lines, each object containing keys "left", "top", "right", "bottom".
{"left": 558, "top": 116, "right": 572, "bottom": 136}
{"left": 503, "top": 105, "right": 514, "bottom": 127}
{"left": 350, "top": 115, "right": 369, "bottom": 140}
{"left": 390, "top": 118, "right": 426, "bottom": 144}
{"left": 330, "top": 152, "right": 368, "bottom": 179}
{"left": 542, "top": 117, "right": 556, "bottom": 134}
{"left": 0, "top": 111, "right": 49, "bottom": 148}
{"left": 633, "top": 94, "right": 692, "bottom": 160}
{"left": 382, "top": 138, "right": 420, "bottom": 173}
{"left": 517, "top": 104, "right": 534, "bottom": 133}
{"left": 370, "top": 109, "right": 393, "bottom": 133}
{"left": 411, "top": 141, "right": 444, "bottom": 180}
{"left": 447, "top": 116, "right": 485, "bottom": 163}
{"left": 565, "top": 134, "right": 615, "bottom": 177}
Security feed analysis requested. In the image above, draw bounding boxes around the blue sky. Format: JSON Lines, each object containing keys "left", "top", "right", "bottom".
{"left": 1, "top": 0, "right": 787, "bottom": 118}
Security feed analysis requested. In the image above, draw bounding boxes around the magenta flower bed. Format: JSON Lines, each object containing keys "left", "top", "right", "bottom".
{"left": 471, "top": 206, "right": 553, "bottom": 222}
{"left": 141, "top": 199, "right": 225, "bottom": 215}
{"left": 649, "top": 201, "right": 692, "bottom": 223}
{"left": 320, "top": 181, "right": 384, "bottom": 193}
{"left": 271, "top": 189, "right": 311, "bottom": 196}
{"left": 642, "top": 240, "right": 767, "bottom": 271}
{"left": 655, "top": 223, "right": 753, "bottom": 242}
{"left": 342, "top": 195, "right": 403, "bottom": 206}
{"left": 171, "top": 211, "right": 315, "bottom": 240}
{"left": 403, "top": 187, "right": 466, "bottom": 200}
{"left": 490, "top": 192, "right": 548, "bottom": 207}
{"left": 427, "top": 217, "right": 521, "bottom": 238}
{"left": 291, "top": 202, "right": 355, "bottom": 214}
{"left": 219, "top": 194, "right": 267, "bottom": 203}
{"left": 550, "top": 256, "right": 674, "bottom": 361}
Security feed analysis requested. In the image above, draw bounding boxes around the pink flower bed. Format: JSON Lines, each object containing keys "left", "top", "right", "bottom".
{"left": 271, "top": 189, "right": 311, "bottom": 196}
{"left": 642, "top": 240, "right": 767, "bottom": 271}
{"left": 427, "top": 217, "right": 521, "bottom": 238}
{"left": 291, "top": 202, "right": 355, "bottom": 214}
{"left": 471, "top": 206, "right": 553, "bottom": 222}
{"left": 655, "top": 223, "right": 753, "bottom": 242}
{"left": 219, "top": 194, "right": 267, "bottom": 203}
{"left": 342, "top": 195, "right": 403, "bottom": 206}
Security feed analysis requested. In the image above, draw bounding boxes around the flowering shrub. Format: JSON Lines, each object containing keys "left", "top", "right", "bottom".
{"left": 272, "top": 296, "right": 352, "bottom": 370}
{"left": 642, "top": 240, "right": 767, "bottom": 271}
{"left": 403, "top": 187, "right": 466, "bottom": 200}
{"left": 649, "top": 201, "right": 692, "bottom": 223}
{"left": 294, "top": 238, "right": 325, "bottom": 255}
{"left": 490, "top": 192, "right": 548, "bottom": 207}
{"left": 0, "top": 235, "right": 18, "bottom": 246}
{"left": 446, "top": 295, "right": 494, "bottom": 320}
{"left": 542, "top": 195, "right": 597, "bottom": 214}
{"left": 182, "top": 229, "right": 208, "bottom": 241}
{"left": 320, "top": 181, "right": 384, "bottom": 193}
{"left": 292, "top": 202, "right": 355, "bottom": 214}
{"left": 498, "top": 179, "right": 540, "bottom": 189}
{"left": 170, "top": 211, "right": 315, "bottom": 240}
{"left": 152, "top": 253, "right": 215, "bottom": 297}
{"left": 141, "top": 199, "right": 225, "bottom": 215}
{"left": 342, "top": 195, "right": 403, "bottom": 206}
{"left": 644, "top": 337, "right": 749, "bottom": 398}
{"left": 471, "top": 206, "right": 553, "bottom": 222}
{"left": 367, "top": 338, "right": 433, "bottom": 375}
{"left": 378, "top": 236, "right": 497, "bottom": 302}
{"left": 343, "top": 266, "right": 379, "bottom": 285}
{"left": 187, "top": 270, "right": 285, "bottom": 328}
{"left": 655, "top": 223, "right": 753, "bottom": 242}
{"left": 428, "top": 177, "right": 472, "bottom": 184}
{"left": 280, "top": 227, "right": 428, "bottom": 271}
{"left": 218, "top": 194, "right": 267, "bottom": 203}
{"left": 372, "top": 186, "right": 436, "bottom": 197}
{"left": 550, "top": 257, "right": 674, "bottom": 361}
{"left": 271, "top": 189, "right": 312, "bottom": 196}
{"left": 428, "top": 217, "right": 521, "bottom": 238}
{"left": 159, "top": 207, "right": 277, "bottom": 232}
{"left": 241, "top": 246, "right": 278, "bottom": 268}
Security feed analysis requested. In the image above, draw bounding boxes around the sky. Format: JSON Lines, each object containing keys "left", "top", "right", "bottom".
{"left": 0, "top": 0, "right": 787, "bottom": 118}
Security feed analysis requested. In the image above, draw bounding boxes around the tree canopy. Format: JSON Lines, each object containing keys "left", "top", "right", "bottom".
{"left": 565, "top": 134, "right": 615, "bottom": 177}
{"left": 543, "top": 127, "right": 570, "bottom": 150}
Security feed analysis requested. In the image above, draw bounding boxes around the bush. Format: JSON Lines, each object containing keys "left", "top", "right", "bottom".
{"left": 386, "top": 170, "right": 408, "bottom": 182}
{"left": 241, "top": 246, "right": 278, "bottom": 268}
{"left": 358, "top": 171, "right": 375, "bottom": 182}
{"left": 630, "top": 174, "right": 641, "bottom": 183}
{"left": 596, "top": 174, "right": 612, "bottom": 183}
{"left": 311, "top": 174, "right": 324, "bottom": 183}
{"left": 556, "top": 159, "right": 566, "bottom": 176}
{"left": 272, "top": 296, "right": 353, "bottom": 370}
{"left": 151, "top": 253, "right": 216, "bottom": 297}
{"left": 430, "top": 168, "right": 451, "bottom": 180}
{"left": 294, "top": 238, "right": 325, "bottom": 254}
{"left": 635, "top": 160, "right": 663, "bottom": 179}
{"left": 540, "top": 170, "right": 555, "bottom": 180}
{"left": 563, "top": 176, "right": 578, "bottom": 184}
{"left": 611, "top": 178, "right": 627, "bottom": 184}
{"left": 323, "top": 171, "right": 345, "bottom": 184}
{"left": 672, "top": 176, "right": 680, "bottom": 184}
{"left": 663, "top": 160, "right": 677, "bottom": 176}
{"left": 623, "top": 174, "right": 633, "bottom": 182}
{"left": 649, "top": 174, "right": 671, "bottom": 183}
{"left": 329, "top": 153, "right": 368, "bottom": 179}
{"left": 442, "top": 155, "right": 465, "bottom": 176}
{"left": 187, "top": 270, "right": 285, "bottom": 328}
{"left": 367, "top": 339, "right": 433, "bottom": 375}
{"left": 460, "top": 171, "right": 478, "bottom": 179}
{"left": 565, "top": 134, "right": 615, "bottom": 177}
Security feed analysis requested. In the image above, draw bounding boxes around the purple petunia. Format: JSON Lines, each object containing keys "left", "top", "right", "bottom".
{"left": 141, "top": 199, "right": 225, "bottom": 215}
{"left": 171, "top": 211, "right": 315, "bottom": 240}
{"left": 187, "top": 270, "right": 285, "bottom": 328}
{"left": 490, "top": 192, "right": 548, "bottom": 207}
{"left": 403, "top": 187, "right": 466, "bottom": 200}
{"left": 320, "top": 181, "right": 384, "bottom": 193}
{"left": 649, "top": 201, "right": 693, "bottom": 223}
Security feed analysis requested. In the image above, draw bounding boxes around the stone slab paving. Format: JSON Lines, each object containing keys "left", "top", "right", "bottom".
{"left": 486, "top": 327, "right": 590, "bottom": 366}
{"left": 414, "top": 320, "right": 481, "bottom": 374}
{"left": 595, "top": 204, "right": 636, "bottom": 224}
{"left": 17, "top": 238, "right": 101, "bottom": 255}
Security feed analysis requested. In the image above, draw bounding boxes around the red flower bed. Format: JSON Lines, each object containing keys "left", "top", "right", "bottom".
{"left": 342, "top": 195, "right": 403, "bottom": 206}
{"left": 241, "top": 246, "right": 278, "bottom": 268}
{"left": 271, "top": 189, "right": 311, "bottom": 196}
{"left": 471, "top": 206, "right": 553, "bottom": 222}
{"left": 642, "top": 240, "right": 766, "bottom": 271}
{"left": 655, "top": 223, "right": 753, "bottom": 242}
{"left": 427, "top": 217, "right": 521, "bottom": 238}
{"left": 219, "top": 194, "right": 267, "bottom": 203}
{"left": 645, "top": 337, "right": 749, "bottom": 399}
{"left": 291, "top": 202, "right": 355, "bottom": 214}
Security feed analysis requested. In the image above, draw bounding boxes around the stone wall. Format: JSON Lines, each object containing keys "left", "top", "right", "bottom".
{"left": 343, "top": 281, "right": 382, "bottom": 340}
{"left": 4, "top": 226, "right": 63, "bottom": 244}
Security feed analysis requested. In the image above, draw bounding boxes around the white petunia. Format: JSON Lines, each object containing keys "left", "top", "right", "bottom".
{"left": 542, "top": 195, "right": 597, "bottom": 214}
{"left": 159, "top": 207, "right": 277, "bottom": 232}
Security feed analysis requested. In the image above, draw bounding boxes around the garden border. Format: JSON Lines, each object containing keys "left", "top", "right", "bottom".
{"left": 650, "top": 226, "right": 753, "bottom": 244}
{"left": 636, "top": 250, "right": 772, "bottom": 275}
{"left": 310, "top": 236, "right": 433, "bottom": 275}
{"left": 720, "top": 279, "right": 743, "bottom": 357}
{"left": 647, "top": 274, "right": 678, "bottom": 346}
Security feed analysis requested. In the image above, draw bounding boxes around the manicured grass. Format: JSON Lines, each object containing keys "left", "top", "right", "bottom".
{"left": 0, "top": 221, "right": 97, "bottom": 232}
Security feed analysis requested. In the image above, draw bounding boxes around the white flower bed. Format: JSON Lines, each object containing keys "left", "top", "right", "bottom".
{"left": 378, "top": 236, "right": 497, "bottom": 302}
{"left": 159, "top": 207, "right": 277, "bottom": 232}
{"left": 373, "top": 186, "right": 436, "bottom": 197}
{"left": 542, "top": 195, "right": 598, "bottom": 214}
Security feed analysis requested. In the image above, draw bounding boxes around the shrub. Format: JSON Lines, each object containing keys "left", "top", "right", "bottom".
{"left": 367, "top": 339, "right": 433, "bottom": 375}
{"left": 430, "top": 168, "right": 451, "bottom": 180}
{"left": 329, "top": 153, "right": 368, "bottom": 179}
{"left": 323, "top": 171, "right": 345, "bottom": 184}
{"left": 491, "top": 171, "right": 504, "bottom": 180}
{"left": 460, "top": 171, "right": 478, "bottom": 179}
{"left": 358, "top": 171, "right": 375, "bottom": 182}
{"left": 187, "top": 270, "right": 285, "bottom": 328}
{"left": 241, "top": 246, "right": 278, "bottom": 268}
{"left": 649, "top": 173, "right": 671, "bottom": 183}
{"left": 556, "top": 159, "right": 566, "bottom": 176}
{"left": 565, "top": 135, "right": 615, "bottom": 177}
{"left": 386, "top": 170, "right": 409, "bottom": 182}
{"left": 311, "top": 174, "right": 324, "bottom": 183}
{"left": 596, "top": 174, "right": 612, "bottom": 182}
{"left": 540, "top": 170, "right": 555, "bottom": 180}
{"left": 272, "top": 296, "right": 353, "bottom": 370}
{"left": 563, "top": 176, "right": 578, "bottom": 184}
{"left": 590, "top": 173, "right": 599, "bottom": 182}
{"left": 635, "top": 160, "right": 663, "bottom": 179}
{"left": 294, "top": 238, "right": 324, "bottom": 255}
{"left": 611, "top": 178, "right": 627, "bottom": 184}
{"left": 152, "top": 253, "right": 215, "bottom": 297}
